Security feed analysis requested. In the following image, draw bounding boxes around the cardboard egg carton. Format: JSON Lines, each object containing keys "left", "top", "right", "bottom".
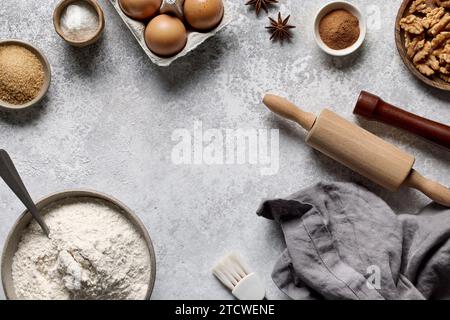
{"left": 108, "top": 0, "right": 232, "bottom": 67}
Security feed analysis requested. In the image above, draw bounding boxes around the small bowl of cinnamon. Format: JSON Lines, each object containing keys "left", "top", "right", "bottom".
{"left": 314, "top": 1, "right": 366, "bottom": 57}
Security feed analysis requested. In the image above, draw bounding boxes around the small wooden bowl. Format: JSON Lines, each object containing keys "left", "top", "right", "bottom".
{"left": 395, "top": 0, "right": 450, "bottom": 91}
{"left": 53, "top": 0, "right": 105, "bottom": 47}
{"left": 1, "top": 190, "right": 157, "bottom": 300}
{"left": 0, "top": 40, "right": 51, "bottom": 111}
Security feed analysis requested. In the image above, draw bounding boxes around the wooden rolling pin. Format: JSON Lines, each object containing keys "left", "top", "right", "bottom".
{"left": 263, "top": 94, "right": 450, "bottom": 207}
{"left": 354, "top": 91, "right": 450, "bottom": 149}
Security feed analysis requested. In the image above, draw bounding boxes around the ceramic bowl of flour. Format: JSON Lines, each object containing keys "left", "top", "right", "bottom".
{"left": 1, "top": 190, "right": 156, "bottom": 300}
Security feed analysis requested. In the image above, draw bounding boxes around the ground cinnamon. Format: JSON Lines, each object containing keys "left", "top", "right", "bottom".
{"left": 319, "top": 9, "right": 360, "bottom": 50}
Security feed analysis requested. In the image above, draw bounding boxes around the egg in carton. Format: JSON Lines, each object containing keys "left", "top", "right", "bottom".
{"left": 109, "top": 0, "right": 231, "bottom": 66}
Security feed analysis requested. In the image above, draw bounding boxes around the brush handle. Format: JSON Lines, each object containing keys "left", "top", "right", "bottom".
{"left": 263, "top": 94, "right": 316, "bottom": 131}
{"left": 404, "top": 170, "right": 450, "bottom": 207}
{"left": 354, "top": 91, "right": 450, "bottom": 149}
{"left": 232, "top": 273, "right": 266, "bottom": 300}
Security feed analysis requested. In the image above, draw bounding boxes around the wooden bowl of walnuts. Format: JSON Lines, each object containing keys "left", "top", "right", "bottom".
{"left": 395, "top": 0, "right": 450, "bottom": 91}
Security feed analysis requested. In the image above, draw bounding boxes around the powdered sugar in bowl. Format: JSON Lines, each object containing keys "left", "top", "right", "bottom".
{"left": 1, "top": 190, "right": 156, "bottom": 300}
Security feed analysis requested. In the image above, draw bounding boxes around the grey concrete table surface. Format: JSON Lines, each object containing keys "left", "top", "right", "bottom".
{"left": 0, "top": 0, "right": 449, "bottom": 300}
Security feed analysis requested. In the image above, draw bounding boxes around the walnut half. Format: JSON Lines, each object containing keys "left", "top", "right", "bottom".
{"left": 436, "top": 0, "right": 450, "bottom": 9}
{"left": 432, "top": 32, "right": 450, "bottom": 50}
{"left": 413, "top": 41, "right": 432, "bottom": 64}
{"left": 410, "top": 0, "right": 432, "bottom": 14}
{"left": 400, "top": 15, "right": 425, "bottom": 34}
{"left": 428, "top": 13, "right": 450, "bottom": 36}
{"left": 416, "top": 63, "right": 435, "bottom": 76}
{"left": 422, "top": 7, "right": 445, "bottom": 29}
{"left": 406, "top": 33, "right": 425, "bottom": 58}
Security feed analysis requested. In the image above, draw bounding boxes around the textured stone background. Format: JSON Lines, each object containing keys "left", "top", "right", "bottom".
{"left": 0, "top": 0, "right": 449, "bottom": 300}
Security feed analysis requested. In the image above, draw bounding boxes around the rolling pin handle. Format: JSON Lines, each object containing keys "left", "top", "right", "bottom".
{"left": 354, "top": 91, "right": 450, "bottom": 149}
{"left": 263, "top": 94, "right": 317, "bottom": 131}
{"left": 353, "top": 91, "right": 379, "bottom": 120}
{"left": 405, "top": 170, "right": 450, "bottom": 207}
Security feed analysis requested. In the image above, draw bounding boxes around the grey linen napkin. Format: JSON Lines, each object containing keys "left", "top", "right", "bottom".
{"left": 257, "top": 182, "right": 450, "bottom": 300}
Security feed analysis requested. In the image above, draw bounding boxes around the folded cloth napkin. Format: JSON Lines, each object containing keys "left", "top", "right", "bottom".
{"left": 257, "top": 182, "right": 450, "bottom": 300}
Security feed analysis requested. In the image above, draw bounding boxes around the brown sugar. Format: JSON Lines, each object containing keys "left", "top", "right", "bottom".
{"left": 0, "top": 45, "right": 45, "bottom": 105}
{"left": 319, "top": 9, "right": 360, "bottom": 50}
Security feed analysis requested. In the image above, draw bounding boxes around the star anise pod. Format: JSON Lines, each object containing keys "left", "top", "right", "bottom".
{"left": 245, "top": 0, "right": 278, "bottom": 16}
{"left": 266, "top": 12, "right": 296, "bottom": 43}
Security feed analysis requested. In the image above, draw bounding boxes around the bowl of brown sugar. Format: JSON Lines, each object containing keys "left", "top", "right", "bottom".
{"left": 314, "top": 1, "right": 367, "bottom": 56}
{"left": 0, "top": 40, "right": 51, "bottom": 111}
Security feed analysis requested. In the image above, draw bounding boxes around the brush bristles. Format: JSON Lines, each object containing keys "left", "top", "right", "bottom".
{"left": 212, "top": 253, "right": 251, "bottom": 291}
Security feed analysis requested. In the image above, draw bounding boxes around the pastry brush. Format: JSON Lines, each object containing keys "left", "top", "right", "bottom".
{"left": 212, "top": 253, "right": 266, "bottom": 300}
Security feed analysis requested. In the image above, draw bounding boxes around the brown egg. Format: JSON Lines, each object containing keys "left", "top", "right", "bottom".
{"left": 119, "top": 0, "right": 162, "bottom": 20}
{"left": 184, "top": 0, "right": 224, "bottom": 31}
{"left": 145, "top": 14, "right": 187, "bottom": 57}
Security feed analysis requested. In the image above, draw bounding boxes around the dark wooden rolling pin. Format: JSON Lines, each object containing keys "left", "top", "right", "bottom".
{"left": 354, "top": 91, "right": 450, "bottom": 149}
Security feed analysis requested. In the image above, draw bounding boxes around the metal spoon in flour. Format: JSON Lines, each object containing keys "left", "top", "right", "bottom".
{"left": 0, "top": 150, "right": 50, "bottom": 237}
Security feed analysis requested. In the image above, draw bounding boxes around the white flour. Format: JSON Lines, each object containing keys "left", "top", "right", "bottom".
{"left": 11, "top": 198, "right": 151, "bottom": 300}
